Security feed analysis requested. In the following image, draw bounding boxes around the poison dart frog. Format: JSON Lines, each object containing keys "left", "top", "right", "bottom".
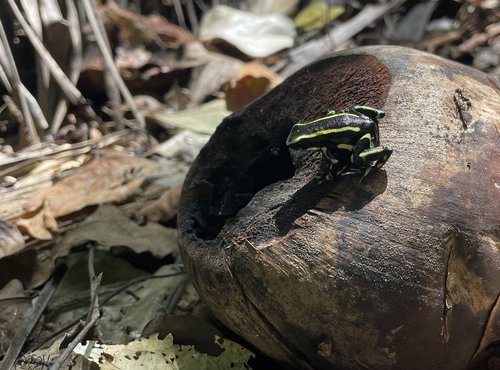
{"left": 286, "top": 105, "right": 392, "bottom": 181}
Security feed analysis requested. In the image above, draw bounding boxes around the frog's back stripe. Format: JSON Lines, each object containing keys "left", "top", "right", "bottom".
{"left": 287, "top": 126, "right": 361, "bottom": 145}
{"left": 291, "top": 113, "right": 359, "bottom": 126}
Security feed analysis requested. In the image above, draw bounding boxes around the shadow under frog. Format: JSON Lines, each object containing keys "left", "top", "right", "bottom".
{"left": 274, "top": 163, "right": 388, "bottom": 236}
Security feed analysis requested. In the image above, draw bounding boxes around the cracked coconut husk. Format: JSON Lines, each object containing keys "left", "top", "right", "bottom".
{"left": 178, "top": 46, "right": 500, "bottom": 370}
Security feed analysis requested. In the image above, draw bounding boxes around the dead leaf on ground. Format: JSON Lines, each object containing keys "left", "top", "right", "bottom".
{"left": 27, "top": 150, "right": 157, "bottom": 216}
{"left": 16, "top": 200, "right": 59, "bottom": 240}
{"left": 13, "top": 154, "right": 88, "bottom": 190}
{"left": 0, "top": 133, "right": 134, "bottom": 222}
{"left": 0, "top": 220, "right": 25, "bottom": 258}
{"left": 102, "top": 1, "right": 195, "bottom": 49}
{"left": 140, "top": 184, "right": 183, "bottom": 223}
{"left": 142, "top": 314, "right": 223, "bottom": 356}
{"left": 79, "top": 39, "right": 206, "bottom": 100}
{"left": 42, "top": 249, "right": 150, "bottom": 346}
{"left": 225, "top": 61, "right": 281, "bottom": 111}
{"left": 188, "top": 54, "right": 243, "bottom": 107}
{"left": 74, "top": 333, "right": 255, "bottom": 370}
{"left": 58, "top": 205, "right": 178, "bottom": 259}
{"left": 149, "top": 99, "right": 230, "bottom": 135}
{"left": 17, "top": 151, "right": 157, "bottom": 239}
{"left": 294, "top": 2, "right": 344, "bottom": 32}
{"left": 0, "top": 279, "right": 32, "bottom": 358}
{"left": 226, "top": 76, "right": 271, "bottom": 111}
{"left": 115, "top": 47, "right": 193, "bottom": 97}
{"left": 152, "top": 131, "right": 210, "bottom": 162}
{"left": 0, "top": 243, "right": 62, "bottom": 289}
{"left": 236, "top": 61, "right": 281, "bottom": 88}
{"left": 199, "top": 5, "right": 296, "bottom": 58}
{"left": 97, "top": 264, "right": 186, "bottom": 344}
{"left": 16, "top": 331, "right": 69, "bottom": 369}
{"left": 248, "top": 0, "right": 300, "bottom": 16}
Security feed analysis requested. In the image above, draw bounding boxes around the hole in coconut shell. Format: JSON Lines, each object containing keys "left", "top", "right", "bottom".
{"left": 184, "top": 54, "right": 391, "bottom": 242}
{"left": 191, "top": 142, "right": 295, "bottom": 240}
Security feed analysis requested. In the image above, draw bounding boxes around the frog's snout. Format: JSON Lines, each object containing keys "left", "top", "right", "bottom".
{"left": 286, "top": 124, "right": 302, "bottom": 148}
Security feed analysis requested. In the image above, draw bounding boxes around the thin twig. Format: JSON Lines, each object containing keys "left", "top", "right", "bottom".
{"left": 166, "top": 255, "right": 189, "bottom": 314}
{"left": 95, "top": 0, "right": 124, "bottom": 131}
{"left": 0, "top": 44, "right": 12, "bottom": 92}
{"left": 186, "top": 0, "right": 199, "bottom": 34}
{"left": 47, "top": 266, "right": 186, "bottom": 314}
{"left": 81, "top": 0, "right": 145, "bottom": 128}
{"left": 0, "top": 129, "right": 130, "bottom": 176}
{"left": 166, "top": 275, "right": 189, "bottom": 314}
{"left": 102, "top": 270, "right": 186, "bottom": 307}
{"left": 1, "top": 264, "right": 67, "bottom": 370}
{"left": 103, "top": 62, "right": 124, "bottom": 130}
{"left": 50, "top": 0, "right": 84, "bottom": 135}
{"left": 173, "top": 0, "right": 187, "bottom": 29}
{"left": 6, "top": 0, "right": 85, "bottom": 105}
{"left": 283, "top": 0, "right": 407, "bottom": 77}
{"left": 28, "top": 269, "right": 186, "bottom": 353}
{"left": 48, "top": 316, "right": 100, "bottom": 370}
{"left": 0, "top": 20, "right": 40, "bottom": 144}
{"left": 86, "top": 246, "right": 102, "bottom": 324}
{"left": 49, "top": 246, "right": 102, "bottom": 370}
{"left": 21, "top": 84, "right": 49, "bottom": 131}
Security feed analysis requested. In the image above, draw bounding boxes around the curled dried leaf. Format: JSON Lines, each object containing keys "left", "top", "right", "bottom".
{"left": 140, "top": 184, "right": 183, "bottom": 223}
{"left": 0, "top": 220, "right": 25, "bottom": 258}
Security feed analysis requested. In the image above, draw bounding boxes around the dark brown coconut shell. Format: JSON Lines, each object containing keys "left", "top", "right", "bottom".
{"left": 178, "top": 46, "right": 500, "bottom": 370}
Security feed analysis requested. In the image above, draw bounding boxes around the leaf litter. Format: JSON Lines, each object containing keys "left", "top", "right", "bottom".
{"left": 0, "top": 1, "right": 497, "bottom": 369}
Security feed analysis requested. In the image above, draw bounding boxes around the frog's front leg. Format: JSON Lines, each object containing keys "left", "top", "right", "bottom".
{"left": 350, "top": 132, "right": 392, "bottom": 179}
{"left": 359, "top": 146, "right": 393, "bottom": 180}
{"left": 358, "top": 146, "right": 393, "bottom": 166}
{"left": 348, "top": 106, "right": 385, "bottom": 121}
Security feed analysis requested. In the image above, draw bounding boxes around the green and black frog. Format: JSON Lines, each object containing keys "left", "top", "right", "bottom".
{"left": 286, "top": 105, "right": 392, "bottom": 181}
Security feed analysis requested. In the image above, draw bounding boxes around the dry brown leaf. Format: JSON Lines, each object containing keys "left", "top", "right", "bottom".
{"left": 225, "top": 76, "right": 271, "bottom": 111}
{"left": 96, "top": 264, "right": 184, "bottom": 345}
{"left": 102, "top": 1, "right": 195, "bottom": 49}
{"left": 0, "top": 135, "right": 128, "bottom": 222}
{"left": 236, "top": 61, "right": 281, "bottom": 88}
{"left": 0, "top": 242, "right": 60, "bottom": 289}
{"left": 58, "top": 205, "right": 178, "bottom": 258}
{"left": 0, "top": 220, "right": 25, "bottom": 258}
{"left": 27, "top": 150, "right": 157, "bottom": 217}
{"left": 188, "top": 55, "right": 243, "bottom": 107}
{"left": 17, "top": 331, "right": 69, "bottom": 369}
{"left": 17, "top": 151, "right": 157, "bottom": 239}
{"left": 13, "top": 155, "right": 88, "bottom": 189}
{"left": 140, "top": 184, "right": 183, "bottom": 223}
{"left": 79, "top": 46, "right": 190, "bottom": 99}
{"left": 0, "top": 279, "right": 32, "bottom": 358}
{"left": 225, "top": 61, "right": 281, "bottom": 111}
{"left": 16, "top": 201, "right": 58, "bottom": 240}
{"left": 80, "top": 0, "right": 201, "bottom": 101}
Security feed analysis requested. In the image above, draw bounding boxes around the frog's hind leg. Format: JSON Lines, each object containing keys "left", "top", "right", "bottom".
{"left": 350, "top": 133, "right": 373, "bottom": 166}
